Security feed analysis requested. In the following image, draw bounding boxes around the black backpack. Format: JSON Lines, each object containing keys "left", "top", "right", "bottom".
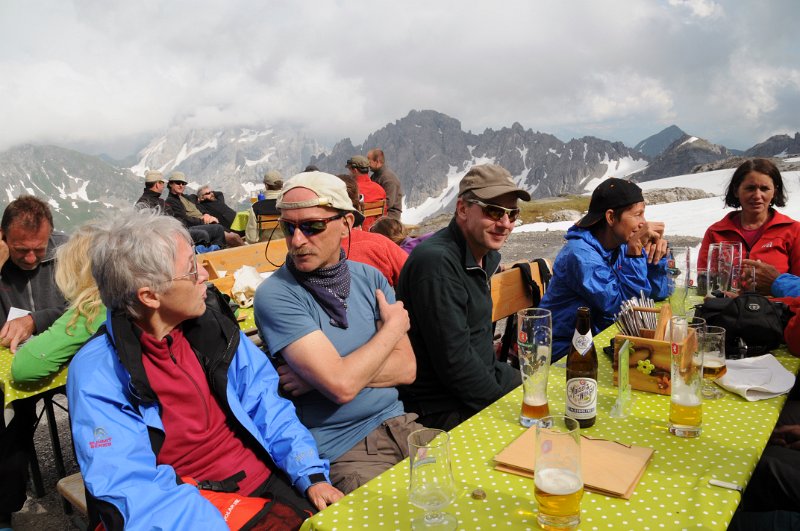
{"left": 694, "top": 292, "right": 791, "bottom": 357}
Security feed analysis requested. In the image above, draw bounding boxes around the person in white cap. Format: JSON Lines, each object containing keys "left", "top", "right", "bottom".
{"left": 254, "top": 171, "right": 421, "bottom": 494}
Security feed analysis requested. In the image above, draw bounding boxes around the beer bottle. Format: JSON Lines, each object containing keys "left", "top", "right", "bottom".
{"left": 566, "top": 307, "right": 598, "bottom": 428}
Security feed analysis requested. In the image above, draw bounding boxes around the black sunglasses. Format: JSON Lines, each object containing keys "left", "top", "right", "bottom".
{"left": 279, "top": 213, "right": 345, "bottom": 237}
{"left": 466, "top": 199, "right": 520, "bottom": 222}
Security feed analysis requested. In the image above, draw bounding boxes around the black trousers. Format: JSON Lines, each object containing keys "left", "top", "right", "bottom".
{"left": 188, "top": 224, "right": 226, "bottom": 248}
{"left": 737, "top": 399, "right": 800, "bottom": 513}
{"left": 0, "top": 395, "right": 38, "bottom": 515}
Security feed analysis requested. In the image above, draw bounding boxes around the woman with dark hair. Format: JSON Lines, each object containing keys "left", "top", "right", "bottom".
{"left": 698, "top": 158, "right": 800, "bottom": 280}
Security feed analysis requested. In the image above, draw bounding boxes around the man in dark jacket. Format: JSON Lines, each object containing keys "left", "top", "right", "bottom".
{"left": 396, "top": 164, "right": 528, "bottom": 430}
{"left": 135, "top": 170, "right": 167, "bottom": 210}
{"left": 196, "top": 185, "right": 237, "bottom": 231}
{"left": 368, "top": 149, "right": 403, "bottom": 220}
{"left": 0, "top": 196, "right": 67, "bottom": 529}
{"left": 164, "top": 172, "right": 233, "bottom": 248}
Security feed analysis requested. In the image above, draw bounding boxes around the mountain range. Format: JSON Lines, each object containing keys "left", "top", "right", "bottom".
{"left": 0, "top": 110, "right": 798, "bottom": 232}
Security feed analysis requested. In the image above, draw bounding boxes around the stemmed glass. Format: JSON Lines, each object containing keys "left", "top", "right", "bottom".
{"left": 408, "top": 429, "right": 458, "bottom": 530}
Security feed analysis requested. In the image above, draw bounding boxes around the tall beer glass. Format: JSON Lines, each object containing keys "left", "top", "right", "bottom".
{"left": 707, "top": 243, "right": 723, "bottom": 293}
{"left": 668, "top": 316, "right": 703, "bottom": 437}
{"left": 534, "top": 415, "right": 583, "bottom": 530}
{"left": 701, "top": 326, "right": 726, "bottom": 399}
{"left": 667, "top": 246, "right": 691, "bottom": 316}
{"left": 517, "top": 308, "right": 552, "bottom": 427}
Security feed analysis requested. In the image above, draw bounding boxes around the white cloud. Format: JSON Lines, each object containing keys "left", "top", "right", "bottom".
{"left": 0, "top": 0, "right": 797, "bottom": 155}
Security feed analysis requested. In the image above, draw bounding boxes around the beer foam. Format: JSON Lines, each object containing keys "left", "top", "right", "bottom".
{"left": 535, "top": 468, "right": 583, "bottom": 495}
{"left": 703, "top": 358, "right": 725, "bottom": 369}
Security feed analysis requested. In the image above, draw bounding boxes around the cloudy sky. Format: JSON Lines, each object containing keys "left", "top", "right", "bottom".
{"left": 1, "top": 0, "right": 799, "bottom": 157}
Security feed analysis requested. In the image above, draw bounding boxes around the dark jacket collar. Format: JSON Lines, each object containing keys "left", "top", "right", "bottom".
{"left": 445, "top": 217, "right": 502, "bottom": 275}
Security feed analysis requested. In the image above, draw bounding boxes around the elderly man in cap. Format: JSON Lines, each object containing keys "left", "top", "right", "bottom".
{"left": 540, "top": 177, "right": 670, "bottom": 362}
{"left": 165, "top": 171, "right": 243, "bottom": 248}
{"left": 68, "top": 209, "right": 342, "bottom": 529}
{"left": 245, "top": 170, "right": 283, "bottom": 244}
{"left": 254, "top": 171, "right": 420, "bottom": 494}
{"left": 346, "top": 156, "right": 385, "bottom": 231}
{"left": 396, "top": 164, "right": 527, "bottom": 430}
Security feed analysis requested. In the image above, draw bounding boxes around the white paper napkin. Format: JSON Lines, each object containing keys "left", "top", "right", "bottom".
{"left": 716, "top": 354, "right": 795, "bottom": 401}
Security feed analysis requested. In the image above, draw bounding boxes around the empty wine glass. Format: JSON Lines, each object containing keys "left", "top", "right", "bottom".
{"left": 408, "top": 429, "right": 458, "bottom": 530}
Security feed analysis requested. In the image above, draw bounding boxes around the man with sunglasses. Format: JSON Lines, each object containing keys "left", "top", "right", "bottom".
{"left": 540, "top": 177, "right": 670, "bottom": 362}
{"left": 196, "top": 184, "right": 237, "bottom": 231}
{"left": 254, "top": 171, "right": 421, "bottom": 494}
{"left": 164, "top": 172, "right": 242, "bottom": 248}
{"left": 396, "top": 164, "right": 529, "bottom": 431}
{"left": 67, "top": 210, "right": 342, "bottom": 529}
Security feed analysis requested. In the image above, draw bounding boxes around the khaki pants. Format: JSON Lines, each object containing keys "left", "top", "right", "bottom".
{"left": 330, "top": 413, "right": 421, "bottom": 494}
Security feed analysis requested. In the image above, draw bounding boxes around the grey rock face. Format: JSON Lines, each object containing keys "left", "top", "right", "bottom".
{"left": 133, "top": 126, "right": 325, "bottom": 206}
{"left": 632, "top": 135, "right": 733, "bottom": 182}
{"left": 643, "top": 187, "right": 717, "bottom": 205}
{"left": 311, "top": 110, "right": 647, "bottom": 209}
{"left": 0, "top": 144, "right": 141, "bottom": 232}
{"left": 634, "top": 125, "right": 686, "bottom": 157}
{"left": 744, "top": 133, "right": 800, "bottom": 158}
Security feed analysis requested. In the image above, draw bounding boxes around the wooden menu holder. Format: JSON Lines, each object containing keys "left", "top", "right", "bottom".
{"left": 613, "top": 305, "right": 686, "bottom": 395}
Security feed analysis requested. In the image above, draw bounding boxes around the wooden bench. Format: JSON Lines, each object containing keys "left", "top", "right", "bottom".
{"left": 57, "top": 472, "right": 88, "bottom": 530}
{"left": 200, "top": 240, "right": 288, "bottom": 296}
{"left": 491, "top": 259, "right": 551, "bottom": 322}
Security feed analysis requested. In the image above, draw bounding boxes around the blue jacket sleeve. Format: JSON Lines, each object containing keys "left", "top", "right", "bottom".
{"left": 67, "top": 338, "right": 228, "bottom": 530}
{"left": 772, "top": 273, "right": 800, "bottom": 297}
{"left": 646, "top": 254, "right": 670, "bottom": 301}
{"left": 226, "top": 332, "right": 330, "bottom": 494}
{"left": 567, "top": 244, "right": 650, "bottom": 323}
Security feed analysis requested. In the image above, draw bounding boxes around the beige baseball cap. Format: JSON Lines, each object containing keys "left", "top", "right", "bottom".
{"left": 278, "top": 171, "right": 365, "bottom": 225}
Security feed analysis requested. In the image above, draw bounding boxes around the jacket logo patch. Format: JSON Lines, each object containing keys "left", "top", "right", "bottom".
{"left": 90, "top": 427, "right": 112, "bottom": 449}
{"left": 746, "top": 303, "right": 761, "bottom": 312}
{"left": 762, "top": 242, "right": 773, "bottom": 248}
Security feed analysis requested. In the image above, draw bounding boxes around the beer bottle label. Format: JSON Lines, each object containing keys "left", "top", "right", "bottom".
{"left": 571, "top": 329, "right": 593, "bottom": 355}
{"left": 566, "top": 378, "right": 597, "bottom": 419}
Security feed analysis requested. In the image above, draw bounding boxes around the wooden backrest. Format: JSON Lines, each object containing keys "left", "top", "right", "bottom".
{"left": 490, "top": 260, "right": 550, "bottom": 322}
{"left": 201, "top": 239, "right": 288, "bottom": 279}
{"left": 256, "top": 213, "right": 280, "bottom": 232}
{"left": 362, "top": 199, "right": 386, "bottom": 219}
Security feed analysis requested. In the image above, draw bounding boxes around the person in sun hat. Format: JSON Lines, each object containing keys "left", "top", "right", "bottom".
{"left": 245, "top": 170, "right": 284, "bottom": 244}
{"left": 396, "top": 163, "right": 529, "bottom": 430}
{"left": 135, "top": 170, "right": 167, "bottom": 210}
{"left": 540, "top": 177, "right": 670, "bottom": 362}
{"left": 254, "top": 171, "right": 421, "bottom": 494}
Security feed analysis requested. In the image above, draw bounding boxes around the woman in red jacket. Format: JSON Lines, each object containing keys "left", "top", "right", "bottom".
{"left": 698, "top": 158, "right": 800, "bottom": 285}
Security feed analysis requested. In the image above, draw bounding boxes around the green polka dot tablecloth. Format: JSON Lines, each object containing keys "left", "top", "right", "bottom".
{"left": 238, "top": 306, "right": 256, "bottom": 333}
{"left": 301, "top": 325, "right": 800, "bottom": 530}
{"left": 0, "top": 347, "right": 68, "bottom": 407}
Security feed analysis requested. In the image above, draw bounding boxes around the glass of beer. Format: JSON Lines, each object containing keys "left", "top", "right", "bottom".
{"left": 668, "top": 316, "right": 703, "bottom": 438}
{"left": 701, "top": 326, "right": 726, "bottom": 399}
{"left": 517, "top": 308, "right": 552, "bottom": 427}
{"left": 408, "top": 428, "right": 458, "bottom": 530}
{"left": 534, "top": 415, "right": 583, "bottom": 530}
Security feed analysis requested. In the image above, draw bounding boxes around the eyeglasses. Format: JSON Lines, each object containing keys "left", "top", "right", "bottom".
{"left": 279, "top": 213, "right": 345, "bottom": 237}
{"left": 170, "top": 247, "right": 199, "bottom": 283}
{"left": 201, "top": 192, "right": 214, "bottom": 197}
{"left": 466, "top": 199, "right": 520, "bottom": 222}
